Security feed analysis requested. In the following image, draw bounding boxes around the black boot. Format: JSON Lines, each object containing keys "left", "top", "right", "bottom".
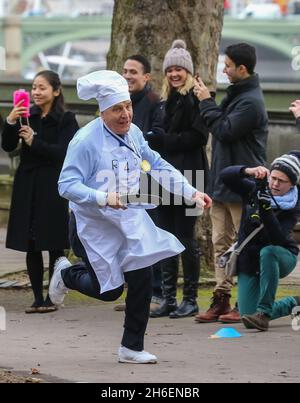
{"left": 150, "top": 255, "right": 178, "bottom": 318}
{"left": 170, "top": 239, "right": 200, "bottom": 319}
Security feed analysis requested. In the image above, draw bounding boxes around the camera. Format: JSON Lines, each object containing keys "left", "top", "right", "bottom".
{"left": 246, "top": 177, "right": 269, "bottom": 231}
{"left": 255, "top": 176, "right": 269, "bottom": 192}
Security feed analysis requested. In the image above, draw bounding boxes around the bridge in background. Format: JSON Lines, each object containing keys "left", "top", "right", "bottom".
{"left": 0, "top": 16, "right": 300, "bottom": 74}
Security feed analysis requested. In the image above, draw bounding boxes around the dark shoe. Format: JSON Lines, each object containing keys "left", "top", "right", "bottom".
{"left": 150, "top": 296, "right": 164, "bottom": 312}
{"left": 25, "top": 302, "right": 43, "bottom": 314}
{"left": 114, "top": 304, "right": 126, "bottom": 312}
{"left": 169, "top": 300, "right": 199, "bottom": 319}
{"left": 37, "top": 305, "right": 58, "bottom": 313}
{"left": 242, "top": 312, "right": 270, "bottom": 332}
{"left": 242, "top": 317, "right": 256, "bottom": 330}
{"left": 37, "top": 299, "right": 58, "bottom": 313}
{"left": 219, "top": 306, "right": 241, "bottom": 324}
{"left": 150, "top": 300, "right": 177, "bottom": 318}
{"left": 37, "top": 296, "right": 58, "bottom": 313}
{"left": 195, "top": 292, "right": 231, "bottom": 323}
{"left": 25, "top": 306, "right": 42, "bottom": 314}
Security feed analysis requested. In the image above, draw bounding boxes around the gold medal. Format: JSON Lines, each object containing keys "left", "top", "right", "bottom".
{"left": 141, "top": 160, "right": 151, "bottom": 173}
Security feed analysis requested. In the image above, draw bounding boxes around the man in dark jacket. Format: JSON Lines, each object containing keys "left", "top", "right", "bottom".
{"left": 194, "top": 43, "right": 269, "bottom": 323}
{"left": 123, "top": 55, "right": 164, "bottom": 138}
{"left": 290, "top": 99, "right": 300, "bottom": 131}
{"left": 122, "top": 54, "right": 165, "bottom": 310}
{"left": 220, "top": 153, "right": 300, "bottom": 331}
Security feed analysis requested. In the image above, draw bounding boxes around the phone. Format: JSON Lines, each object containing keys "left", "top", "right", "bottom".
{"left": 13, "top": 89, "right": 30, "bottom": 118}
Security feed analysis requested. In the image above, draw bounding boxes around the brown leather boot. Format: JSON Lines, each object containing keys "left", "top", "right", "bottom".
{"left": 219, "top": 306, "right": 241, "bottom": 324}
{"left": 195, "top": 292, "right": 231, "bottom": 323}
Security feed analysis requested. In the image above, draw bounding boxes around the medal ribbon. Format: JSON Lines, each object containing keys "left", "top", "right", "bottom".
{"left": 104, "top": 124, "right": 142, "bottom": 159}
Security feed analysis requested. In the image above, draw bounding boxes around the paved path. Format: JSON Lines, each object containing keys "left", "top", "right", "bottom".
{"left": 0, "top": 227, "right": 25, "bottom": 276}
{"left": 0, "top": 222, "right": 300, "bottom": 383}
{"left": 0, "top": 227, "right": 52, "bottom": 277}
{"left": 0, "top": 290, "right": 299, "bottom": 384}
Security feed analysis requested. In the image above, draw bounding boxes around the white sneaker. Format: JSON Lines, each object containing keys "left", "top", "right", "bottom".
{"left": 49, "top": 257, "right": 72, "bottom": 306}
{"left": 118, "top": 346, "right": 158, "bottom": 364}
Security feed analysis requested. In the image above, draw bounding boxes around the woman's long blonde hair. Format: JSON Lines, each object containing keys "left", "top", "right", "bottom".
{"left": 161, "top": 73, "right": 194, "bottom": 101}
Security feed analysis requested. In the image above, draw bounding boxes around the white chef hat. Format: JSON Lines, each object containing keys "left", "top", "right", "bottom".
{"left": 77, "top": 70, "right": 130, "bottom": 112}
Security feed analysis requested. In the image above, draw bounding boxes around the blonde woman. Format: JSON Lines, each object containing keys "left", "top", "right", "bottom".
{"left": 147, "top": 40, "right": 209, "bottom": 319}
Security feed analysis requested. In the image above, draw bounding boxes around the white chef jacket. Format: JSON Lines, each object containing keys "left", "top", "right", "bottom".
{"left": 59, "top": 118, "right": 198, "bottom": 293}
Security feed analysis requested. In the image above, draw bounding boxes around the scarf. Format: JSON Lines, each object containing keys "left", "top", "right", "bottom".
{"left": 271, "top": 186, "right": 299, "bottom": 210}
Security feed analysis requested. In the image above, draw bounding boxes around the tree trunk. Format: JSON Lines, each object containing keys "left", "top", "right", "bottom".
{"left": 107, "top": 0, "right": 224, "bottom": 92}
{"left": 107, "top": 0, "right": 225, "bottom": 272}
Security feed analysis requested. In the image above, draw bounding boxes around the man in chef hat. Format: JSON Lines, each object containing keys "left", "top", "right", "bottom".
{"left": 49, "top": 70, "right": 212, "bottom": 364}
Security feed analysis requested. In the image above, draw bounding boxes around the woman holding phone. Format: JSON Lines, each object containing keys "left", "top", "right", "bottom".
{"left": 1, "top": 70, "right": 79, "bottom": 313}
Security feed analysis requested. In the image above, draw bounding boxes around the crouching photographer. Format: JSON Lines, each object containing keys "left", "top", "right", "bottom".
{"left": 220, "top": 152, "right": 300, "bottom": 331}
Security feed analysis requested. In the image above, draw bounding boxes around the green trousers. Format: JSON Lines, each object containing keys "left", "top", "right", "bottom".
{"left": 238, "top": 246, "right": 298, "bottom": 319}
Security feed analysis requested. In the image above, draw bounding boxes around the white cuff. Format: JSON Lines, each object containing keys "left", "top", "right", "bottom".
{"left": 96, "top": 191, "right": 108, "bottom": 207}
{"left": 184, "top": 186, "right": 197, "bottom": 201}
{"left": 6, "top": 117, "right": 17, "bottom": 126}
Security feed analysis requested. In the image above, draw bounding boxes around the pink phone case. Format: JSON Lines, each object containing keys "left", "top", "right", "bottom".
{"left": 13, "top": 89, "right": 30, "bottom": 118}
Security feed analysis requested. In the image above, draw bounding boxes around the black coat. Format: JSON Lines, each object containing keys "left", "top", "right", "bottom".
{"left": 131, "top": 85, "right": 164, "bottom": 211}
{"left": 297, "top": 117, "right": 300, "bottom": 132}
{"left": 221, "top": 166, "right": 300, "bottom": 277}
{"left": 147, "top": 89, "right": 209, "bottom": 189}
{"left": 200, "top": 74, "right": 269, "bottom": 203}
{"left": 131, "top": 84, "right": 164, "bottom": 136}
{"left": 1, "top": 106, "right": 79, "bottom": 252}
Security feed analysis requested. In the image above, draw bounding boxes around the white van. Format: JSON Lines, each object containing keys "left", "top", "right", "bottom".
{"left": 238, "top": 3, "right": 282, "bottom": 19}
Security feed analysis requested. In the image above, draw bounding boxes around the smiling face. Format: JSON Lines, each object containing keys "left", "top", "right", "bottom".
{"left": 101, "top": 101, "right": 133, "bottom": 135}
{"left": 223, "top": 55, "right": 249, "bottom": 84}
{"left": 123, "top": 59, "right": 150, "bottom": 94}
{"left": 166, "top": 66, "right": 188, "bottom": 89}
{"left": 269, "top": 170, "right": 293, "bottom": 197}
{"left": 31, "top": 75, "right": 60, "bottom": 113}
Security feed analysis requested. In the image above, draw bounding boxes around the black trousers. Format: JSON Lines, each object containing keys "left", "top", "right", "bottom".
{"left": 147, "top": 208, "right": 163, "bottom": 299}
{"left": 158, "top": 204, "right": 198, "bottom": 240}
{"left": 27, "top": 241, "right": 64, "bottom": 306}
{"left": 157, "top": 204, "right": 200, "bottom": 302}
{"left": 63, "top": 213, "right": 153, "bottom": 351}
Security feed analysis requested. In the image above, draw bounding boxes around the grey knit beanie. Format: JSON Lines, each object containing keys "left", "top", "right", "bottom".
{"left": 163, "top": 39, "right": 194, "bottom": 75}
{"left": 271, "top": 154, "right": 300, "bottom": 185}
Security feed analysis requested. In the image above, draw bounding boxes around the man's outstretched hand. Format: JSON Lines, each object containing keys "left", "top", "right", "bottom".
{"left": 107, "top": 193, "right": 127, "bottom": 210}
{"left": 192, "top": 192, "right": 213, "bottom": 210}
